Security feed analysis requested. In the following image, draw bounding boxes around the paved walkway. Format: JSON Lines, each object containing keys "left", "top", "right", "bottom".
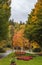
{"left": 0, "top": 49, "right": 42, "bottom": 59}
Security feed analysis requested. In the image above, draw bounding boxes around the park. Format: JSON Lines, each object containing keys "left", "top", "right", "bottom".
{"left": 0, "top": 0, "right": 42, "bottom": 65}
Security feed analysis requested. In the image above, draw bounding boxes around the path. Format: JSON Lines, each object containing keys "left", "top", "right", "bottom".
{"left": 0, "top": 50, "right": 12, "bottom": 59}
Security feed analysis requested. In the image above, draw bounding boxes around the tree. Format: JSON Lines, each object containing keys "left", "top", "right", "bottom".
{"left": 0, "top": 0, "right": 11, "bottom": 40}
{"left": 24, "top": 0, "right": 42, "bottom": 47}
{"left": 13, "top": 24, "right": 30, "bottom": 50}
{"left": 7, "top": 20, "right": 15, "bottom": 49}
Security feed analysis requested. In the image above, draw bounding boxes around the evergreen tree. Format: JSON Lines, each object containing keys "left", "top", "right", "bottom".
{"left": 0, "top": 0, "right": 11, "bottom": 40}
{"left": 24, "top": 0, "right": 42, "bottom": 47}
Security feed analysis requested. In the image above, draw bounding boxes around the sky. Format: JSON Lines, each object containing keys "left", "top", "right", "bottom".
{"left": 10, "top": 0, "right": 37, "bottom": 23}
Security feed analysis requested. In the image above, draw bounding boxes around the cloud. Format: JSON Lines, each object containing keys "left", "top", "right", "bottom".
{"left": 10, "top": 0, "right": 37, "bottom": 22}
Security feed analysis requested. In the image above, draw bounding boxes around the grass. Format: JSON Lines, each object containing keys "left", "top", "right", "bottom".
{"left": 0, "top": 53, "right": 42, "bottom": 65}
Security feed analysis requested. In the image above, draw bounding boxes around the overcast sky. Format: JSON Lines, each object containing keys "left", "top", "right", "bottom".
{"left": 10, "top": 0, "right": 37, "bottom": 23}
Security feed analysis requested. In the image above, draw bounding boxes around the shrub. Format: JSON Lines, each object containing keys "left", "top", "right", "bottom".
{"left": 0, "top": 47, "right": 5, "bottom": 53}
{"left": 10, "top": 58, "right": 16, "bottom": 65}
{"left": 33, "top": 48, "right": 41, "bottom": 52}
{"left": 6, "top": 44, "right": 11, "bottom": 48}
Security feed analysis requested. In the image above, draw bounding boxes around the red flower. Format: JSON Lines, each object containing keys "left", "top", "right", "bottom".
{"left": 17, "top": 56, "right": 33, "bottom": 61}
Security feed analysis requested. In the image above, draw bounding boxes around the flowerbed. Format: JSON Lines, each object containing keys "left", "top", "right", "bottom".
{"left": 15, "top": 51, "right": 26, "bottom": 56}
{"left": 17, "top": 56, "right": 33, "bottom": 61}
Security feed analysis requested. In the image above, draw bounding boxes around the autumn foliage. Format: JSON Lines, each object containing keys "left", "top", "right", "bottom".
{"left": 13, "top": 25, "right": 29, "bottom": 48}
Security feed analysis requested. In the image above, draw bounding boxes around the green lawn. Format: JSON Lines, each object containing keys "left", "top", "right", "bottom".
{"left": 0, "top": 53, "right": 42, "bottom": 65}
